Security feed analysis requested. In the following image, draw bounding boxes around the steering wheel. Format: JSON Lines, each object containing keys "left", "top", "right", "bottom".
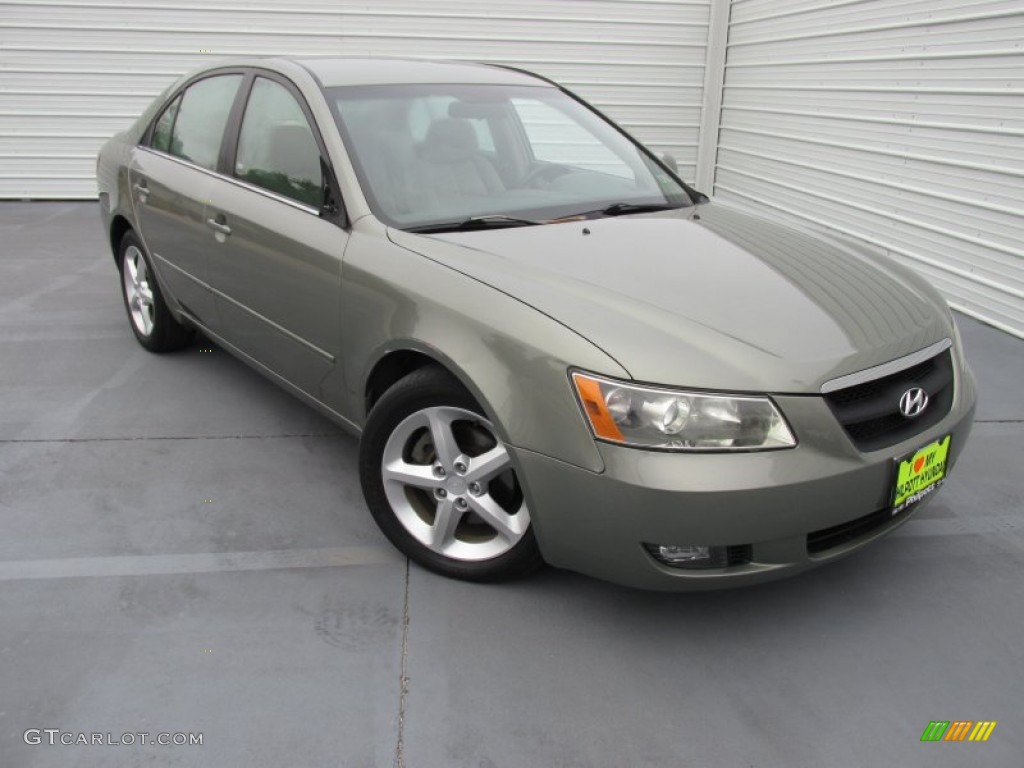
{"left": 521, "top": 163, "right": 572, "bottom": 189}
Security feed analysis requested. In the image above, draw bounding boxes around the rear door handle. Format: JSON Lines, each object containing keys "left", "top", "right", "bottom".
{"left": 206, "top": 217, "right": 232, "bottom": 236}
{"left": 133, "top": 181, "right": 149, "bottom": 202}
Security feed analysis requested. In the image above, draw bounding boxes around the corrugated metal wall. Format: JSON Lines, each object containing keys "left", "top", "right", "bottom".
{"left": 4, "top": 0, "right": 1022, "bottom": 336}
{"left": 714, "top": 0, "right": 1024, "bottom": 338}
{"left": 0, "top": 0, "right": 710, "bottom": 198}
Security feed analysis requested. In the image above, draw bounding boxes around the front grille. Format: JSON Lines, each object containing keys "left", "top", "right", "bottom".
{"left": 807, "top": 507, "right": 893, "bottom": 555}
{"left": 824, "top": 350, "right": 954, "bottom": 452}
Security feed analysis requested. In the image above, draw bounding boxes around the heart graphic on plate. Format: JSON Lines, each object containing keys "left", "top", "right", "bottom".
{"left": 913, "top": 456, "right": 926, "bottom": 474}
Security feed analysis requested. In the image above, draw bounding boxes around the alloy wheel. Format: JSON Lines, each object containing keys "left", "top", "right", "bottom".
{"left": 380, "top": 405, "right": 530, "bottom": 561}
{"left": 122, "top": 244, "right": 155, "bottom": 336}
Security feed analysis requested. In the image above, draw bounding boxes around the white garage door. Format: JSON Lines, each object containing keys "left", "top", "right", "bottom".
{"left": 0, "top": 0, "right": 711, "bottom": 198}
{"left": 714, "top": 0, "right": 1024, "bottom": 338}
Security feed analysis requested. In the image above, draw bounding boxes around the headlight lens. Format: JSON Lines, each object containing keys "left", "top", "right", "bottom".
{"left": 572, "top": 372, "right": 797, "bottom": 451}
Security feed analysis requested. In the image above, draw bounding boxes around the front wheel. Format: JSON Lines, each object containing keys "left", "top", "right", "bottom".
{"left": 359, "top": 367, "right": 543, "bottom": 582}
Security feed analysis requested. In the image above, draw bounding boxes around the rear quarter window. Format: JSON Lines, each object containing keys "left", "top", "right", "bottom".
{"left": 150, "top": 95, "right": 181, "bottom": 153}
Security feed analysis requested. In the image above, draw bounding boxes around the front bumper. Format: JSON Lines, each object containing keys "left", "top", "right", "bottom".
{"left": 515, "top": 365, "right": 977, "bottom": 591}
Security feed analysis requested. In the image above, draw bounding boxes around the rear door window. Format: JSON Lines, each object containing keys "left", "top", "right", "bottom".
{"left": 167, "top": 74, "right": 242, "bottom": 170}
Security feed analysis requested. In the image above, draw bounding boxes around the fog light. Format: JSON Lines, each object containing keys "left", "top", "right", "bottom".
{"left": 644, "top": 543, "right": 754, "bottom": 570}
{"left": 651, "top": 544, "right": 710, "bottom": 564}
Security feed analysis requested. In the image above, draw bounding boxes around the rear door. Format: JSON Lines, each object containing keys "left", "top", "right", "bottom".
{"left": 202, "top": 73, "right": 348, "bottom": 399}
{"left": 129, "top": 72, "right": 244, "bottom": 326}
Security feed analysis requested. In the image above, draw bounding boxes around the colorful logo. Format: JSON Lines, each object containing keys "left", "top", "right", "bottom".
{"left": 920, "top": 721, "right": 997, "bottom": 742}
{"left": 893, "top": 435, "right": 951, "bottom": 510}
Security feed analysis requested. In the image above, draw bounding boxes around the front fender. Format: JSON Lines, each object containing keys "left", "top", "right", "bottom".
{"left": 335, "top": 220, "right": 628, "bottom": 473}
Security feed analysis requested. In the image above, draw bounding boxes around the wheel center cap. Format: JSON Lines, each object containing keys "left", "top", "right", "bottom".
{"left": 445, "top": 476, "right": 467, "bottom": 496}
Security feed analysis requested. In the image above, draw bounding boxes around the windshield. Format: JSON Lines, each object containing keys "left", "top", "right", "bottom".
{"left": 327, "top": 83, "right": 693, "bottom": 231}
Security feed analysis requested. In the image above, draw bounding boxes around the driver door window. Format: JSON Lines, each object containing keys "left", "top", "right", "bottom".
{"left": 234, "top": 77, "right": 323, "bottom": 208}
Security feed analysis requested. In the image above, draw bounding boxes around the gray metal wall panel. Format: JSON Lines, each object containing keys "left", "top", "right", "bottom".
{"left": 715, "top": 0, "right": 1024, "bottom": 337}
{"left": 0, "top": 0, "right": 709, "bottom": 198}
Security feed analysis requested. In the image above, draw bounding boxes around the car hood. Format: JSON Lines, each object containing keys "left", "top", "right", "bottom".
{"left": 388, "top": 202, "right": 952, "bottom": 393}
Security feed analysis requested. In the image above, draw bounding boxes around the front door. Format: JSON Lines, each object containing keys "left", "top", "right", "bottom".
{"left": 202, "top": 74, "right": 347, "bottom": 399}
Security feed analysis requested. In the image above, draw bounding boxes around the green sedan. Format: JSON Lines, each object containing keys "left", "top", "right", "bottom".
{"left": 96, "top": 57, "right": 976, "bottom": 590}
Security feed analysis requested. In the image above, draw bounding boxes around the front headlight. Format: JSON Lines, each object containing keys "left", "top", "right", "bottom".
{"left": 571, "top": 372, "right": 797, "bottom": 451}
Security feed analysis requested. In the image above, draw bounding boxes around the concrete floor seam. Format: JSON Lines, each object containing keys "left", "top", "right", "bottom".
{"left": 0, "top": 546, "right": 401, "bottom": 581}
{"left": 395, "top": 558, "right": 411, "bottom": 768}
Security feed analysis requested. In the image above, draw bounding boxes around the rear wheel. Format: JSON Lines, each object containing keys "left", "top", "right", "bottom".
{"left": 360, "top": 367, "right": 543, "bottom": 581}
{"left": 118, "top": 230, "right": 192, "bottom": 352}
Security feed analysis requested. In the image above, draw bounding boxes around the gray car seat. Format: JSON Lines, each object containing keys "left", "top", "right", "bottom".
{"left": 363, "top": 129, "right": 418, "bottom": 215}
{"left": 410, "top": 118, "right": 504, "bottom": 211}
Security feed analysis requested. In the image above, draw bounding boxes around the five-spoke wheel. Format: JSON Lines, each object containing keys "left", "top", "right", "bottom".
{"left": 122, "top": 242, "right": 155, "bottom": 337}
{"left": 117, "top": 230, "right": 193, "bottom": 352}
{"left": 381, "top": 405, "right": 529, "bottom": 561}
{"left": 360, "top": 367, "right": 542, "bottom": 581}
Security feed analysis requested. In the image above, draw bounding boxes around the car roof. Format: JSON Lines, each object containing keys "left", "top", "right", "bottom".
{"left": 286, "top": 57, "right": 552, "bottom": 88}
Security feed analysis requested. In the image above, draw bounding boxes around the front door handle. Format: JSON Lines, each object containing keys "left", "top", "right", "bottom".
{"left": 206, "top": 217, "right": 232, "bottom": 237}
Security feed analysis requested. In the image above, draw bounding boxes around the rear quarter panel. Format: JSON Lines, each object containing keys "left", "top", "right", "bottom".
{"left": 97, "top": 133, "right": 138, "bottom": 247}
{"left": 97, "top": 75, "right": 188, "bottom": 252}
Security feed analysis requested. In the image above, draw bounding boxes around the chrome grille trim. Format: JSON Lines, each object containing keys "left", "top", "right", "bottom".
{"left": 820, "top": 338, "right": 952, "bottom": 394}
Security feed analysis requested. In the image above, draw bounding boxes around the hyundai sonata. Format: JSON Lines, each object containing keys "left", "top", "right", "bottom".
{"left": 96, "top": 57, "right": 976, "bottom": 589}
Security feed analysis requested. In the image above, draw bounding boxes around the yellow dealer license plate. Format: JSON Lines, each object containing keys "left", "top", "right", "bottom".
{"left": 892, "top": 435, "right": 951, "bottom": 514}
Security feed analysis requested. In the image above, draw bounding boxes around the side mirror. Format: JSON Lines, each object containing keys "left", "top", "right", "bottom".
{"left": 319, "top": 156, "right": 346, "bottom": 226}
{"left": 661, "top": 153, "right": 679, "bottom": 173}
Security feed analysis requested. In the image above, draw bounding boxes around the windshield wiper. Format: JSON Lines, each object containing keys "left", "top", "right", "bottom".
{"left": 405, "top": 204, "right": 684, "bottom": 233}
{"left": 552, "top": 201, "right": 686, "bottom": 222}
{"left": 405, "top": 214, "right": 544, "bottom": 234}
{"left": 603, "top": 202, "right": 685, "bottom": 216}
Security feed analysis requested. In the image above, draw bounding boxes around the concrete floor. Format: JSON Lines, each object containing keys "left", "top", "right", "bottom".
{"left": 1, "top": 201, "right": 1021, "bottom": 767}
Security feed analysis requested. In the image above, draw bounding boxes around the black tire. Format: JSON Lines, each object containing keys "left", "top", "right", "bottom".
{"left": 359, "top": 367, "right": 544, "bottom": 582}
{"left": 118, "top": 230, "right": 193, "bottom": 352}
